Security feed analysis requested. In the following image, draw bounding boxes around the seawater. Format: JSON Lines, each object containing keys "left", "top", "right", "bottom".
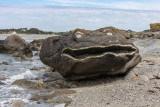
{"left": 0, "top": 52, "right": 43, "bottom": 107}
{"left": 0, "top": 39, "right": 64, "bottom": 107}
{"left": 0, "top": 38, "right": 33, "bottom": 43}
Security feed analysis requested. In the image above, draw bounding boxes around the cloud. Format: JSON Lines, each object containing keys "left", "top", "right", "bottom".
{"left": 45, "top": 0, "right": 160, "bottom": 10}
{"left": 0, "top": 4, "right": 160, "bottom": 32}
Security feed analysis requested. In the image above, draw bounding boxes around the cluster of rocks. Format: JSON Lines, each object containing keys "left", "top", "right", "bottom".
{"left": 0, "top": 34, "right": 44, "bottom": 60}
{"left": 129, "top": 31, "right": 160, "bottom": 39}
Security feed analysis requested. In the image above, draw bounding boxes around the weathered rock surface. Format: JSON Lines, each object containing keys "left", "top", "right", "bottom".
{"left": 0, "top": 34, "right": 33, "bottom": 58}
{"left": 96, "top": 27, "right": 130, "bottom": 39}
{"left": 29, "top": 39, "right": 44, "bottom": 51}
{"left": 40, "top": 29, "right": 141, "bottom": 80}
{"left": 129, "top": 31, "right": 160, "bottom": 39}
{"left": 0, "top": 34, "right": 28, "bottom": 53}
{"left": 12, "top": 99, "right": 25, "bottom": 107}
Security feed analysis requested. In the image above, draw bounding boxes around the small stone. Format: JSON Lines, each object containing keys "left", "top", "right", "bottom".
{"left": 12, "top": 99, "right": 25, "bottom": 107}
{"left": 21, "top": 55, "right": 27, "bottom": 61}
{"left": 30, "top": 66, "right": 39, "bottom": 70}
{"left": 146, "top": 73, "right": 154, "bottom": 79}
{"left": 0, "top": 81, "right": 5, "bottom": 85}
{"left": 0, "top": 76, "right": 8, "bottom": 80}
{"left": 2, "top": 62, "right": 9, "bottom": 65}
{"left": 56, "top": 80, "right": 64, "bottom": 86}
{"left": 52, "top": 95, "right": 72, "bottom": 103}
{"left": 148, "top": 90, "right": 156, "bottom": 93}
{"left": 45, "top": 67, "right": 55, "bottom": 72}
{"left": 46, "top": 99, "right": 52, "bottom": 103}
{"left": 158, "top": 73, "right": 160, "bottom": 78}
{"left": 35, "top": 80, "right": 44, "bottom": 85}
{"left": 34, "top": 53, "right": 39, "bottom": 56}
{"left": 37, "top": 101, "right": 41, "bottom": 104}
{"left": 125, "top": 71, "right": 137, "bottom": 79}
{"left": 11, "top": 90, "right": 21, "bottom": 94}
{"left": 3, "top": 68, "right": 7, "bottom": 71}
{"left": 139, "top": 75, "right": 150, "bottom": 82}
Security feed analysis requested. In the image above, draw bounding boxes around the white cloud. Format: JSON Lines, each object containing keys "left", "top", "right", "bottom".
{"left": 0, "top": 4, "right": 160, "bottom": 32}
{"left": 46, "top": 0, "right": 160, "bottom": 10}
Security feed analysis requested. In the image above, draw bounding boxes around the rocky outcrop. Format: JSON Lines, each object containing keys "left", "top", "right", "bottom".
{"left": 0, "top": 34, "right": 27, "bottom": 53}
{"left": 29, "top": 39, "right": 44, "bottom": 51}
{"left": 150, "top": 23, "right": 160, "bottom": 32}
{"left": 0, "top": 34, "right": 33, "bottom": 57}
{"left": 129, "top": 31, "right": 160, "bottom": 39}
{"left": 40, "top": 29, "right": 141, "bottom": 80}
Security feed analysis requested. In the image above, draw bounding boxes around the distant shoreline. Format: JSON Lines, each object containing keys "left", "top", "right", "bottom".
{"left": 0, "top": 34, "right": 58, "bottom": 40}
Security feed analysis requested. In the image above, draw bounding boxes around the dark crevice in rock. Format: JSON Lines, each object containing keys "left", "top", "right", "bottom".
{"left": 62, "top": 45, "right": 136, "bottom": 59}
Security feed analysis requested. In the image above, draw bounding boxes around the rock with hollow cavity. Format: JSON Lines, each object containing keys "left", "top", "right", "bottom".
{"left": 40, "top": 29, "right": 141, "bottom": 80}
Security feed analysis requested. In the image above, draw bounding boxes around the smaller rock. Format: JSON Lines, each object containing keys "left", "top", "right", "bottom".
{"left": 52, "top": 95, "right": 72, "bottom": 104}
{"left": 34, "top": 53, "right": 39, "bottom": 56}
{"left": 148, "top": 90, "right": 156, "bottom": 94}
{"left": 3, "top": 68, "right": 8, "bottom": 71}
{"left": 139, "top": 75, "right": 150, "bottom": 82}
{"left": 56, "top": 80, "right": 64, "bottom": 86}
{"left": 21, "top": 55, "right": 27, "bottom": 61}
{"left": 125, "top": 71, "right": 137, "bottom": 79}
{"left": 35, "top": 80, "right": 44, "bottom": 85}
{"left": 11, "top": 90, "right": 21, "bottom": 94}
{"left": 45, "top": 67, "right": 55, "bottom": 72}
{"left": 2, "top": 62, "right": 9, "bottom": 65}
{"left": 146, "top": 73, "right": 154, "bottom": 79}
{"left": 158, "top": 73, "right": 160, "bottom": 78}
{"left": 0, "top": 81, "right": 5, "bottom": 85}
{"left": 0, "top": 76, "right": 8, "bottom": 80}
{"left": 30, "top": 66, "right": 39, "bottom": 70}
{"left": 12, "top": 99, "right": 25, "bottom": 107}
{"left": 12, "top": 79, "right": 44, "bottom": 90}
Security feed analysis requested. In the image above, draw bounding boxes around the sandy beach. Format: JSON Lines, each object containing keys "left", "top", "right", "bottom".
{"left": 0, "top": 34, "right": 58, "bottom": 40}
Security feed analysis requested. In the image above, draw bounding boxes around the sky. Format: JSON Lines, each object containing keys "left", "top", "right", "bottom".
{"left": 0, "top": 0, "right": 160, "bottom": 32}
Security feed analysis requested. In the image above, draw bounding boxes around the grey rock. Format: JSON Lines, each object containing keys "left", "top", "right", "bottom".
{"left": 0, "top": 34, "right": 28, "bottom": 54}
{"left": 0, "top": 81, "right": 5, "bottom": 85}
{"left": 52, "top": 95, "right": 72, "bottom": 103}
{"left": 139, "top": 75, "right": 150, "bottom": 82}
{"left": 2, "top": 62, "right": 9, "bottom": 65}
{"left": 40, "top": 28, "right": 141, "bottom": 80}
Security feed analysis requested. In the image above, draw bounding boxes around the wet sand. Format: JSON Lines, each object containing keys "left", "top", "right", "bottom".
{"left": 0, "top": 34, "right": 58, "bottom": 40}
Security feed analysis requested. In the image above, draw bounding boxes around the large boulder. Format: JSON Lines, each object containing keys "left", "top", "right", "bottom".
{"left": 40, "top": 29, "right": 141, "bottom": 80}
{"left": 0, "top": 34, "right": 33, "bottom": 57}
{"left": 0, "top": 34, "right": 28, "bottom": 53}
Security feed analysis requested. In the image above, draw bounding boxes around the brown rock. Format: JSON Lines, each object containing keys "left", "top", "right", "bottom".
{"left": 12, "top": 99, "right": 25, "bottom": 107}
{"left": 40, "top": 28, "right": 141, "bottom": 80}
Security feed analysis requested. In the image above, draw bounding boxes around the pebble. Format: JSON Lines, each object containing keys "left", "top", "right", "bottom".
{"left": 158, "top": 73, "right": 160, "bottom": 78}
{"left": 0, "top": 81, "right": 5, "bottom": 85}
{"left": 12, "top": 99, "right": 25, "bottom": 107}
{"left": 52, "top": 95, "right": 72, "bottom": 103}
{"left": 146, "top": 73, "right": 154, "bottom": 79}
{"left": 30, "top": 66, "right": 39, "bottom": 70}
{"left": 139, "top": 75, "right": 150, "bottom": 82}
{"left": 125, "top": 71, "right": 137, "bottom": 79}
{"left": 34, "top": 53, "right": 39, "bottom": 56}
{"left": 11, "top": 90, "right": 21, "bottom": 94}
{"left": 2, "top": 62, "right": 9, "bottom": 65}
{"left": 56, "top": 80, "right": 65, "bottom": 86}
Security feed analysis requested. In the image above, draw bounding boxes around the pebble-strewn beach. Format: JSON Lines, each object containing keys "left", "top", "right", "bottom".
{"left": 1, "top": 31, "right": 160, "bottom": 107}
